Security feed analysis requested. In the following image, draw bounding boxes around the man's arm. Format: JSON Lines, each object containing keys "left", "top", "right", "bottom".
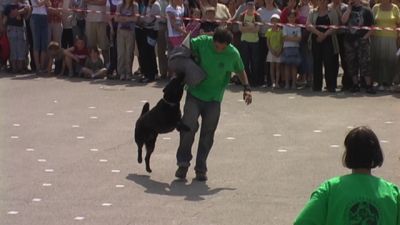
{"left": 236, "top": 70, "right": 252, "bottom": 105}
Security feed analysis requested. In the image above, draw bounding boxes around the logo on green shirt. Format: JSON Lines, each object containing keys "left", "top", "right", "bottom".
{"left": 348, "top": 201, "right": 379, "bottom": 225}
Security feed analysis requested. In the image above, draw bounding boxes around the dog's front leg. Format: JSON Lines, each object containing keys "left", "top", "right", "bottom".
{"left": 137, "top": 143, "right": 143, "bottom": 164}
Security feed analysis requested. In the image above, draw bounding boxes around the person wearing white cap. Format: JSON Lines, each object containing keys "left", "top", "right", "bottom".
{"left": 265, "top": 13, "right": 283, "bottom": 88}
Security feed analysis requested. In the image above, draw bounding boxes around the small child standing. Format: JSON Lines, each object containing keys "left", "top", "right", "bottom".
{"left": 265, "top": 14, "right": 283, "bottom": 88}
{"left": 282, "top": 9, "right": 301, "bottom": 89}
{"left": 185, "top": 8, "right": 201, "bottom": 38}
{"left": 47, "top": 41, "right": 66, "bottom": 76}
{"left": 80, "top": 47, "right": 107, "bottom": 79}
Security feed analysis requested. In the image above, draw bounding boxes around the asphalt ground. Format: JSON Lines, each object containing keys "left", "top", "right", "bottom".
{"left": 1, "top": 73, "right": 399, "bottom": 225}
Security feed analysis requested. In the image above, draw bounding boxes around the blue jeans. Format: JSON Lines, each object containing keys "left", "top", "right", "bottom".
{"left": 30, "top": 14, "right": 49, "bottom": 52}
{"left": 176, "top": 93, "right": 221, "bottom": 173}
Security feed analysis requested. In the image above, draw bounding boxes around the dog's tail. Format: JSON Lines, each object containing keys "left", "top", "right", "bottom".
{"left": 141, "top": 102, "right": 150, "bottom": 116}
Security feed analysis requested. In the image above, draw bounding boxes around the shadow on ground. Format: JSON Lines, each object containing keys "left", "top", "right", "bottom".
{"left": 126, "top": 173, "right": 236, "bottom": 201}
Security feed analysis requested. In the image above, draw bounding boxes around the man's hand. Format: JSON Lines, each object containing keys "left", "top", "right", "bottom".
{"left": 243, "top": 90, "right": 252, "bottom": 105}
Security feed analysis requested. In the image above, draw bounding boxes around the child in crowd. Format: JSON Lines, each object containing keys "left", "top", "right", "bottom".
{"left": 3, "top": 0, "right": 30, "bottom": 73}
{"left": 64, "top": 37, "right": 88, "bottom": 77}
{"left": 47, "top": 41, "right": 66, "bottom": 76}
{"left": 186, "top": 8, "right": 201, "bottom": 38}
{"left": 265, "top": 14, "right": 283, "bottom": 88}
{"left": 80, "top": 47, "right": 107, "bottom": 79}
{"left": 200, "top": 6, "right": 219, "bottom": 35}
{"left": 282, "top": 9, "right": 301, "bottom": 89}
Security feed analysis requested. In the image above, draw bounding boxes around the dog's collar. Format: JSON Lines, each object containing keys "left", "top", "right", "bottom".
{"left": 162, "top": 98, "right": 178, "bottom": 106}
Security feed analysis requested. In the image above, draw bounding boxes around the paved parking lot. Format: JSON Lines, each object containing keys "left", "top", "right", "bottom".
{"left": 1, "top": 73, "right": 399, "bottom": 225}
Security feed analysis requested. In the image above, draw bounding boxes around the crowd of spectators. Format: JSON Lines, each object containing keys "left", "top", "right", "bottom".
{"left": 0, "top": 0, "right": 399, "bottom": 93}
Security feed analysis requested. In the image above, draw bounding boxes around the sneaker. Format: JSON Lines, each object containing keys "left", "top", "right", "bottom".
{"left": 175, "top": 167, "right": 188, "bottom": 179}
{"left": 378, "top": 85, "right": 384, "bottom": 91}
{"left": 195, "top": 171, "right": 208, "bottom": 181}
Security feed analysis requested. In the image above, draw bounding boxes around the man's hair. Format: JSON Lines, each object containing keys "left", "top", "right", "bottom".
{"left": 342, "top": 126, "right": 384, "bottom": 169}
{"left": 213, "top": 27, "right": 233, "bottom": 45}
{"left": 48, "top": 41, "right": 60, "bottom": 51}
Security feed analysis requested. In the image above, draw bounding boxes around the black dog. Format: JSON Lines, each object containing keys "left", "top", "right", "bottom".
{"left": 134, "top": 75, "right": 189, "bottom": 173}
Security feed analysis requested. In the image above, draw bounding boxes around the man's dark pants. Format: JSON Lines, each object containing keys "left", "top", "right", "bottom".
{"left": 177, "top": 93, "right": 221, "bottom": 173}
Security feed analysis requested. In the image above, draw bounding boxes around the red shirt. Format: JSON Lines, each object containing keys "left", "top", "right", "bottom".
{"left": 48, "top": 0, "right": 63, "bottom": 23}
{"left": 72, "top": 47, "right": 89, "bottom": 66}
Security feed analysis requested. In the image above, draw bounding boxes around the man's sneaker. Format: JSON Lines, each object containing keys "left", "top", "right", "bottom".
{"left": 366, "top": 86, "right": 376, "bottom": 94}
{"left": 195, "top": 171, "right": 208, "bottom": 181}
{"left": 175, "top": 167, "right": 188, "bottom": 179}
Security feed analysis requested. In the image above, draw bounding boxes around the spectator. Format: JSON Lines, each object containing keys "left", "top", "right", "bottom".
{"left": 239, "top": 0, "right": 262, "bottom": 86}
{"left": 71, "top": 0, "right": 86, "bottom": 39}
{"left": 115, "top": 0, "right": 137, "bottom": 80}
{"left": 3, "top": 0, "right": 30, "bottom": 73}
{"left": 371, "top": 0, "right": 400, "bottom": 91}
{"left": 265, "top": 13, "right": 283, "bottom": 88}
{"left": 298, "top": 0, "right": 313, "bottom": 87}
{"left": 294, "top": 126, "right": 399, "bottom": 225}
{"left": 186, "top": 7, "right": 201, "bottom": 37}
{"left": 257, "top": 0, "right": 281, "bottom": 86}
{"left": 341, "top": 0, "right": 376, "bottom": 94}
{"left": 166, "top": 0, "right": 186, "bottom": 48}
{"left": 80, "top": 47, "right": 107, "bottom": 78}
{"left": 156, "top": 0, "right": 169, "bottom": 78}
{"left": 136, "top": 0, "right": 160, "bottom": 83}
{"left": 30, "top": 0, "right": 50, "bottom": 74}
{"left": 282, "top": 9, "right": 301, "bottom": 89}
{"left": 46, "top": 41, "right": 65, "bottom": 75}
{"left": 61, "top": 0, "right": 74, "bottom": 48}
{"left": 200, "top": 6, "right": 219, "bottom": 35}
{"left": 64, "top": 36, "right": 88, "bottom": 76}
{"left": 85, "top": 0, "right": 109, "bottom": 67}
{"left": 307, "top": 0, "right": 339, "bottom": 92}
{"left": 329, "top": 0, "right": 350, "bottom": 91}
{"left": 105, "top": 0, "right": 118, "bottom": 79}
{"left": 48, "top": 0, "right": 63, "bottom": 44}
{"left": 280, "top": 0, "right": 299, "bottom": 23}
{"left": 208, "top": 0, "right": 232, "bottom": 20}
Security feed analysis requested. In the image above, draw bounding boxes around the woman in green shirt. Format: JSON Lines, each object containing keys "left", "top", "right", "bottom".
{"left": 294, "top": 126, "right": 400, "bottom": 225}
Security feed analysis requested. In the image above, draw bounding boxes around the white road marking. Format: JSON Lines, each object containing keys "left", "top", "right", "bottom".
{"left": 89, "top": 106, "right": 96, "bottom": 109}
{"left": 102, "top": 203, "right": 112, "bottom": 207}
{"left": 126, "top": 110, "right": 134, "bottom": 113}
{"left": 74, "top": 216, "right": 85, "bottom": 220}
{"left": 13, "top": 123, "right": 20, "bottom": 127}
{"left": 7, "top": 211, "right": 19, "bottom": 215}
{"left": 330, "top": 145, "right": 340, "bottom": 148}
{"left": 42, "top": 183, "right": 52, "bottom": 187}
{"left": 273, "top": 134, "right": 282, "bottom": 137}
{"left": 37, "top": 159, "right": 47, "bottom": 162}
{"left": 384, "top": 121, "right": 393, "bottom": 124}
{"left": 99, "top": 159, "right": 108, "bottom": 162}
{"left": 162, "top": 137, "right": 171, "bottom": 140}
{"left": 115, "top": 185, "right": 125, "bottom": 188}
{"left": 90, "top": 116, "right": 98, "bottom": 119}
{"left": 72, "top": 125, "right": 80, "bottom": 128}
{"left": 380, "top": 140, "right": 389, "bottom": 143}
{"left": 111, "top": 170, "right": 120, "bottom": 173}
{"left": 32, "top": 198, "right": 42, "bottom": 202}
{"left": 90, "top": 148, "right": 99, "bottom": 152}
{"left": 11, "top": 136, "right": 19, "bottom": 139}
{"left": 26, "top": 148, "right": 35, "bottom": 152}
{"left": 76, "top": 136, "right": 85, "bottom": 139}
{"left": 277, "top": 149, "right": 288, "bottom": 153}
{"left": 313, "top": 130, "right": 322, "bottom": 133}
{"left": 226, "top": 137, "right": 236, "bottom": 140}
{"left": 44, "top": 169, "right": 54, "bottom": 173}
{"left": 46, "top": 113, "right": 55, "bottom": 116}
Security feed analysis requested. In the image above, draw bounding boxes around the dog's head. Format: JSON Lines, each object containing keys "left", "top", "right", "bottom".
{"left": 163, "top": 74, "right": 185, "bottom": 104}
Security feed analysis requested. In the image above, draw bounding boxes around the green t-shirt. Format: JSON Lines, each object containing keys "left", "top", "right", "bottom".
{"left": 188, "top": 35, "right": 244, "bottom": 102}
{"left": 265, "top": 28, "right": 283, "bottom": 53}
{"left": 294, "top": 174, "right": 400, "bottom": 225}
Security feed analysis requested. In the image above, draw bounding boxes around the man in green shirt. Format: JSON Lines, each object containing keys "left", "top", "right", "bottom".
{"left": 175, "top": 28, "right": 252, "bottom": 181}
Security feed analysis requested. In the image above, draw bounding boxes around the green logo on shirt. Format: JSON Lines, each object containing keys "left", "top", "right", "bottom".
{"left": 348, "top": 201, "right": 379, "bottom": 225}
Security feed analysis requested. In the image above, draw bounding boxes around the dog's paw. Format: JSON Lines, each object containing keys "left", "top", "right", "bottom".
{"left": 146, "top": 167, "right": 152, "bottom": 173}
{"left": 138, "top": 157, "right": 143, "bottom": 164}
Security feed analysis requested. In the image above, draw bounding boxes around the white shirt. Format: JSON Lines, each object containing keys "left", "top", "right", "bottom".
{"left": 282, "top": 25, "right": 301, "bottom": 47}
{"left": 166, "top": 4, "right": 184, "bottom": 37}
{"left": 31, "top": 0, "right": 47, "bottom": 15}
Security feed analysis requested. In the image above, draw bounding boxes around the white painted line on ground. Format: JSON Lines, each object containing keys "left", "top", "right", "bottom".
{"left": 13, "top": 123, "right": 20, "bottom": 127}
{"left": 90, "top": 148, "right": 99, "bottom": 152}
{"left": 46, "top": 113, "right": 55, "bottom": 116}
{"left": 53, "top": 100, "right": 58, "bottom": 103}
{"left": 42, "top": 183, "right": 52, "bottom": 187}
{"left": 162, "top": 137, "right": 171, "bottom": 140}
{"left": 37, "top": 159, "right": 47, "bottom": 162}
{"left": 88, "top": 106, "right": 96, "bottom": 109}
{"left": 32, "top": 198, "right": 42, "bottom": 202}
{"left": 126, "top": 110, "right": 134, "bottom": 113}
{"left": 237, "top": 99, "right": 244, "bottom": 102}
{"left": 140, "top": 100, "right": 148, "bottom": 103}
{"left": 44, "top": 169, "right": 54, "bottom": 173}
{"left": 90, "top": 116, "right": 98, "bottom": 119}
{"left": 384, "top": 121, "right": 393, "bottom": 124}
{"left": 347, "top": 126, "right": 354, "bottom": 129}
{"left": 115, "top": 184, "right": 125, "bottom": 188}
{"left": 72, "top": 125, "right": 80, "bottom": 128}
{"left": 74, "top": 216, "right": 85, "bottom": 221}
{"left": 26, "top": 148, "right": 35, "bottom": 152}
{"left": 288, "top": 96, "right": 295, "bottom": 99}
{"left": 76, "top": 136, "right": 85, "bottom": 139}
{"left": 102, "top": 203, "right": 112, "bottom": 207}
{"left": 7, "top": 211, "right": 19, "bottom": 215}
{"left": 226, "top": 137, "right": 236, "bottom": 140}
{"left": 273, "top": 134, "right": 282, "bottom": 137}
{"left": 277, "top": 149, "right": 288, "bottom": 153}
{"left": 330, "top": 145, "right": 340, "bottom": 148}
{"left": 10, "top": 136, "right": 19, "bottom": 139}
{"left": 111, "top": 170, "right": 120, "bottom": 173}
{"left": 99, "top": 159, "right": 108, "bottom": 162}
{"left": 380, "top": 140, "right": 389, "bottom": 143}
{"left": 313, "top": 130, "right": 322, "bottom": 133}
